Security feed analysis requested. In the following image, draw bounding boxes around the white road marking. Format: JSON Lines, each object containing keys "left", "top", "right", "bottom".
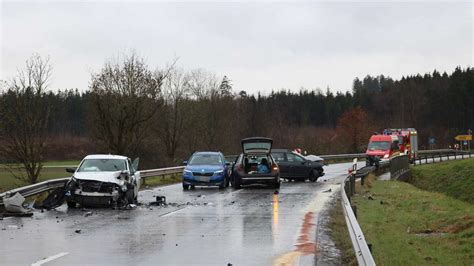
{"left": 160, "top": 206, "right": 187, "bottom": 217}
{"left": 31, "top": 252, "right": 68, "bottom": 266}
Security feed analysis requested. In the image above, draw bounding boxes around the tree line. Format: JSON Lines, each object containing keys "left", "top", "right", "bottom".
{"left": 0, "top": 53, "right": 472, "bottom": 183}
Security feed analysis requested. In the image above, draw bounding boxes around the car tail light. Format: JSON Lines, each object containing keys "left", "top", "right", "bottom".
{"left": 271, "top": 164, "right": 279, "bottom": 172}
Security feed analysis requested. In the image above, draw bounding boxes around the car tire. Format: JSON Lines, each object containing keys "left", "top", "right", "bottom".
{"left": 219, "top": 181, "right": 226, "bottom": 189}
{"left": 231, "top": 176, "right": 241, "bottom": 189}
{"left": 182, "top": 183, "right": 189, "bottom": 190}
{"left": 309, "top": 170, "right": 318, "bottom": 182}
{"left": 272, "top": 181, "right": 280, "bottom": 189}
{"left": 125, "top": 187, "right": 135, "bottom": 204}
{"left": 66, "top": 200, "right": 76, "bottom": 208}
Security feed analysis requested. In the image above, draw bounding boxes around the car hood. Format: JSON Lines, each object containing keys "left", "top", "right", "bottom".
{"left": 305, "top": 154, "right": 324, "bottom": 162}
{"left": 185, "top": 165, "right": 224, "bottom": 172}
{"left": 73, "top": 171, "right": 124, "bottom": 185}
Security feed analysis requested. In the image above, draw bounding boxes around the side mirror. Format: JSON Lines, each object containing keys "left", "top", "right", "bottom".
{"left": 66, "top": 167, "right": 76, "bottom": 173}
{"left": 182, "top": 160, "right": 188, "bottom": 165}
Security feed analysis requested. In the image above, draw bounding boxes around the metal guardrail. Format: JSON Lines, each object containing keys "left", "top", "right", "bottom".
{"left": 140, "top": 166, "right": 184, "bottom": 178}
{"left": 0, "top": 178, "right": 70, "bottom": 206}
{"left": 0, "top": 166, "right": 186, "bottom": 207}
{"left": 320, "top": 153, "right": 366, "bottom": 160}
{"left": 341, "top": 159, "right": 376, "bottom": 266}
{"left": 390, "top": 155, "right": 411, "bottom": 180}
{"left": 413, "top": 149, "right": 472, "bottom": 165}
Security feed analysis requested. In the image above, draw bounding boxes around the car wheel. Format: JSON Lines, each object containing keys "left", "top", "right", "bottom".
{"left": 66, "top": 200, "right": 76, "bottom": 208}
{"left": 126, "top": 188, "right": 135, "bottom": 203}
{"left": 231, "top": 176, "right": 241, "bottom": 189}
{"left": 272, "top": 181, "right": 280, "bottom": 189}
{"left": 219, "top": 183, "right": 225, "bottom": 189}
{"left": 309, "top": 170, "right": 318, "bottom": 182}
{"left": 182, "top": 183, "right": 189, "bottom": 190}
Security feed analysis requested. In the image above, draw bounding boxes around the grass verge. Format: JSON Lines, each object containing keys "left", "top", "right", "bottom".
{"left": 409, "top": 157, "right": 474, "bottom": 204}
{"left": 0, "top": 167, "right": 73, "bottom": 192}
{"left": 140, "top": 173, "right": 181, "bottom": 188}
{"left": 328, "top": 196, "right": 357, "bottom": 265}
{"left": 353, "top": 178, "right": 474, "bottom": 265}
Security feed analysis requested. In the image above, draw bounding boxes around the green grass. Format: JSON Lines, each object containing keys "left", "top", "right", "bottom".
{"left": 328, "top": 197, "right": 357, "bottom": 265}
{"left": 354, "top": 179, "right": 474, "bottom": 265}
{"left": 0, "top": 165, "right": 73, "bottom": 192}
{"left": 140, "top": 173, "right": 181, "bottom": 188}
{"left": 409, "top": 157, "right": 474, "bottom": 204}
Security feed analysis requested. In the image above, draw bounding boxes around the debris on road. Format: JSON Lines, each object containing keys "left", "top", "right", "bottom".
{"left": 149, "top": 196, "right": 166, "bottom": 206}
{"left": 1, "top": 212, "right": 33, "bottom": 217}
{"left": 84, "top": 211, "right": 93, "bottom": 217}
{"left": 35, "top": 187, "right": 66, "bottom": 210}
{"left": 75, "top": 229, "right": 82, "bottom": 234}
{"left": 3, "top": 193, "right": 33, "bottom": 214}
{"left": 323, "top": 188, "right": 332, "bottom": 193}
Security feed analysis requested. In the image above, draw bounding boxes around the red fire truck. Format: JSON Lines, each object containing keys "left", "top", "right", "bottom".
{"left": 366, "top": 128, "right": 418, "bottom": 166}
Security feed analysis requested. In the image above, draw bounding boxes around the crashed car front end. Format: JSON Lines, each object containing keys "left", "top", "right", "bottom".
{"left": 65, "top": 171, "right": 134, "bottom": 207}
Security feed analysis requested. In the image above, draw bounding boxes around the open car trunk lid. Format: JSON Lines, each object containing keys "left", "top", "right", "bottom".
{"left": 241, "top": 137, "right": 273, "bottom": 154}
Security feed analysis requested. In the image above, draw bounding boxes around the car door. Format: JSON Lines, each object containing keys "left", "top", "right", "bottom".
{"left": 271, "top": 152, "right": 289, "bottom": 177}
{"left": 285, "top": 152, "right": 307, "bottom": 178}
{"left": 130, "top": 158, "right": 141, "bottom": 193}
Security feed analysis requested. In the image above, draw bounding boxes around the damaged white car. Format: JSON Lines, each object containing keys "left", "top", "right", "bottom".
{"left": 64, "top": 154, "right": 140, "bottom": 208}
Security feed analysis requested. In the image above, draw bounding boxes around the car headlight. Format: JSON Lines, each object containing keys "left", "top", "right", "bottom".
{"left": 183, "top": 169, "right": 192, "bottom": 175}
{"left": 214, "top": 170, "right": 224, "bottom": 175}
{"left": 383, "top": 154, "right": 389, "bottom": 159}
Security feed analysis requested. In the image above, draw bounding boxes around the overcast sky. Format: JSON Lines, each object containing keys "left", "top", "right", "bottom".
{"left": 1, "top": 1, "right": 472, "bottom": 94}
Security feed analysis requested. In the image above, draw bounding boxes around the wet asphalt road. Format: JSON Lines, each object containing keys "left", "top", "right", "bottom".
{"left": 0, "top": 162, "right": 362, "bottom": 266}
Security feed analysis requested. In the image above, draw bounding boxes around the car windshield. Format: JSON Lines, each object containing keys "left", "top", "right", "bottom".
{"left": 78, "top": 159, "right": 127, "bottom": 172}
{"left": 368, "top": 141, "right": 391, "bottom": 151}
{"left": 189, "top": 154, "right": 222, "bottom": 165}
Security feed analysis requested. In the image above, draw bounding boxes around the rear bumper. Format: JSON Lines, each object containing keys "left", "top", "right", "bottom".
{"left": 236, "top": 174, "right": 279, "bottom": 185}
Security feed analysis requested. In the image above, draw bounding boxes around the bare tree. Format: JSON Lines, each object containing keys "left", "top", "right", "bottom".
{"left": 0, "top": 54, "right": 52, "bottom": 184}
{"left": 89, "top": 53, "right": 172, "bottom": 156}
{"left": 156, "top": 69, "right": 190, "bottom": 162}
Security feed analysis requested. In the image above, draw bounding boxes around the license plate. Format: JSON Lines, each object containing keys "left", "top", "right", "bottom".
{"left": 198, "top": 176, "right": 211, "bottom": 182}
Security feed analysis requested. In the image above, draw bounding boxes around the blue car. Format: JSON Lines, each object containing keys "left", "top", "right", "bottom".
{"left": 182, "top": 151, "right": 230, "bottom": 190}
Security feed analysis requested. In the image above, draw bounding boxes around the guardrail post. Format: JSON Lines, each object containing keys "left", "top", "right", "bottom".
{"left": 350, "top": 174, "right": 356, "bottom": 196}
{"left": 425, "top": 156, "right": 428, "bottom": 164}
{"left": 368, "top": 243, "right": 373, "bottom": 253}
{"left": 455, "top": 152, "right": 457, "bottom": 160}
{"left": 462, "top": 152, "right": 464, "bottom": 159}
{"left": 439, "top": 152, "right": 442, "bottom": 162}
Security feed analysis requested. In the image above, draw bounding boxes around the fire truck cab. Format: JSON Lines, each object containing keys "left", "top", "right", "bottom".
{"left": 366, "top": 128, "right": 418, "bottom": 166}
{"left": 366, "top": 134, "right": 400, "bottom": 166}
